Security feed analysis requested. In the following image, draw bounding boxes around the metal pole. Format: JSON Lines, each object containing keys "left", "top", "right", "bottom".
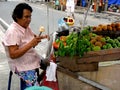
{"left": 0, "top": 18, "right": 9, "bottom": 31}
{"left": 47, "top": 0, "right": 49, "bottom": 35}
{"left": 81, "top": 0, "right": 92, "bottom": 30}
{"left": 78, "top": 75, "right": 111, "bottom": 90}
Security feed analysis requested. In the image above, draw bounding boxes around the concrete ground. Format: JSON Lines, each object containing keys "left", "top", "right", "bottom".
{"left": 0, "top": 25, "right": 20, "bottom": 90}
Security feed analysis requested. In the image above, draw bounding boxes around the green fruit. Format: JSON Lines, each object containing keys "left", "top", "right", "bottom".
{"left": 55, "top": 38, "right": 60, "bottom": 43}
{"left": 117, "top": 43, "right": 120, "bottom": 47}
{"left": 117, "top": 36, "right": 120, "bottom": 41}
{"left": 106, "top": 39, "right": 114, "bottom": 44}
{"left": 112, "top": 43, "right": 118, "bottom": 48}
{"left": 106, "top": 43, "right": 113, "bottom": 49}
{"left": 83, "top": 35, "right": 91, "bottom": 41}
{"left": 114, "top": 39, "right": 119, "bottom": 44}
{"left": 92, "top": 33, "right": 97, "bottom": 37}
{"left": 105, "top": 36, "right": 110, "bottom": 40}
{"left": 92, "top": 46, "right": 101, "bottom": 51}
{"left": 87, "top": 47, "right": 91, "bottom": 52}
{"left": 102, "top": 45, "right": 107, "bottom": 49}
{"left": 101, "top": 37, "right": 106, "bottom": 42}
{"left": 81, "top": 29, "right": 90, "bottom": 35}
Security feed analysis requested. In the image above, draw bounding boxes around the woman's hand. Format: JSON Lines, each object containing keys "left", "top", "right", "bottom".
{"left": 31, "top": 34, "right": 50, "bottom": 47}
{"left": 41, "top": 35, "right": 50, "bottom": 40}
{"left": 31, "top": 36, "right": 41, "bottom": 47}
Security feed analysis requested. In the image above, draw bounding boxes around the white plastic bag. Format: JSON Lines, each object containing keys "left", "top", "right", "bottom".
{"left": 35, "top": 32, "right": 57, "bottom": 59}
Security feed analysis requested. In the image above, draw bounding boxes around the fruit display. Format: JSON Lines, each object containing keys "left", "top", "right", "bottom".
{"left": 92, "top": 22, "right": 120, "bottom": 38}
{"left": 53, "top": 22, "right": 120, "bottom": 58}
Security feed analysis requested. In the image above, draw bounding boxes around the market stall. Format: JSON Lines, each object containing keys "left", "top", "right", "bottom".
{"left": 36, "top": 1, "right": 120, "bottom": 89}
{"left": 53, "top": 21, "right": 120, "bottom": 90}
{"left": 45, "top": 1, "right": 120, "bottom": 89}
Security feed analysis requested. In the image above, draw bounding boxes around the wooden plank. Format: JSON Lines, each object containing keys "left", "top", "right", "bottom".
{"left": 77, "top": 48, "right": 120, "bottom": 64}
{"left": 57, "top": 48, "right": 120, "bottom": 72}
{"left": 57, "top": 57, "right": 98, "bottom": 72}
{"left": 77, "top": 52, "right": 120, "bottom": 64}
{"left": 83, "top": 48, "right": 120, "bottom": 57}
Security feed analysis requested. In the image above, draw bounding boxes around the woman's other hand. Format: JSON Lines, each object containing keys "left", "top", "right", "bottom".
{"left": 41, "top": 35, "right": 50, "bottom": 40}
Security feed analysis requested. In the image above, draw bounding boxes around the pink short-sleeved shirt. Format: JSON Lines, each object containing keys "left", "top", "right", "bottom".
{"left": 2, "top": 22, "right": 40, "bottom": 72}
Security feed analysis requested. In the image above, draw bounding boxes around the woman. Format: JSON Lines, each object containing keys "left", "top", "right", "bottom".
{"left": 2, "top": 3, "right": 48, "bottom": 90}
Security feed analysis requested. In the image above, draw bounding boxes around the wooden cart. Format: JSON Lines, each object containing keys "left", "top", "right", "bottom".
{"left": 56, "top": 48, "right": 120, "bottom": 90}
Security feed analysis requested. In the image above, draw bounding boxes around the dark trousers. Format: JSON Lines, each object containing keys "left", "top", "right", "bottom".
{"left": 20, "top": 79, "right": 28, "bottom": 90}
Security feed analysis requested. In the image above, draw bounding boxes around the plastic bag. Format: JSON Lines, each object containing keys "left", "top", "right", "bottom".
{"left": 35, "top": 33, "right": 56, "bottom": 59}
{"left": 58, "top": 18, "right": 69, "bottom": 31}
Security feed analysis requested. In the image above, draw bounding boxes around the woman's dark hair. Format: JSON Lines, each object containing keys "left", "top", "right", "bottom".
{"left": 12, "top": 3, "right": 33, "bottom": 22}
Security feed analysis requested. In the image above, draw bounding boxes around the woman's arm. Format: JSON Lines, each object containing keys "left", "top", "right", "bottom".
{"left": 8, "top": 35, "right": 41, "bottom": 59}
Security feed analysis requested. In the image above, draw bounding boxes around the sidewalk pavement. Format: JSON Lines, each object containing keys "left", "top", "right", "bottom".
{"left": 0, "top": 25, "right": 20, "bottom": 90}
{"left": 26, "top": 1, "right": 120, "bottom": 22}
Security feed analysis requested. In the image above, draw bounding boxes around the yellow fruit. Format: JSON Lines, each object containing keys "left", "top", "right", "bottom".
{"left": 60, "top": 36, "right": 67, "bottom": 42}
{"left": 90, "top": 39, "right": 96, "bottom": 44}
{"left": 95, "top": 41, "right": 103, "bottom": 47}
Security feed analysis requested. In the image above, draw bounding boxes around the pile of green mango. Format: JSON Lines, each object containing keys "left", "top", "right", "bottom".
{"left": 102, "top": 36, "right": 120, "bottom": 49}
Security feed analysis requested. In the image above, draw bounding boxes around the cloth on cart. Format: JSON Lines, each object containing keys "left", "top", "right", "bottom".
{"left": 40, "top": 55, "right": 59, "bottom": 90}
{"left": 46, "top": 62, "right": 57, "bottom": 82}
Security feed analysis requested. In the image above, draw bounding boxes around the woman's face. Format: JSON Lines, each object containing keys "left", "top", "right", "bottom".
{"left": 17, "top": 9, "right": 32, "bottom": 28}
